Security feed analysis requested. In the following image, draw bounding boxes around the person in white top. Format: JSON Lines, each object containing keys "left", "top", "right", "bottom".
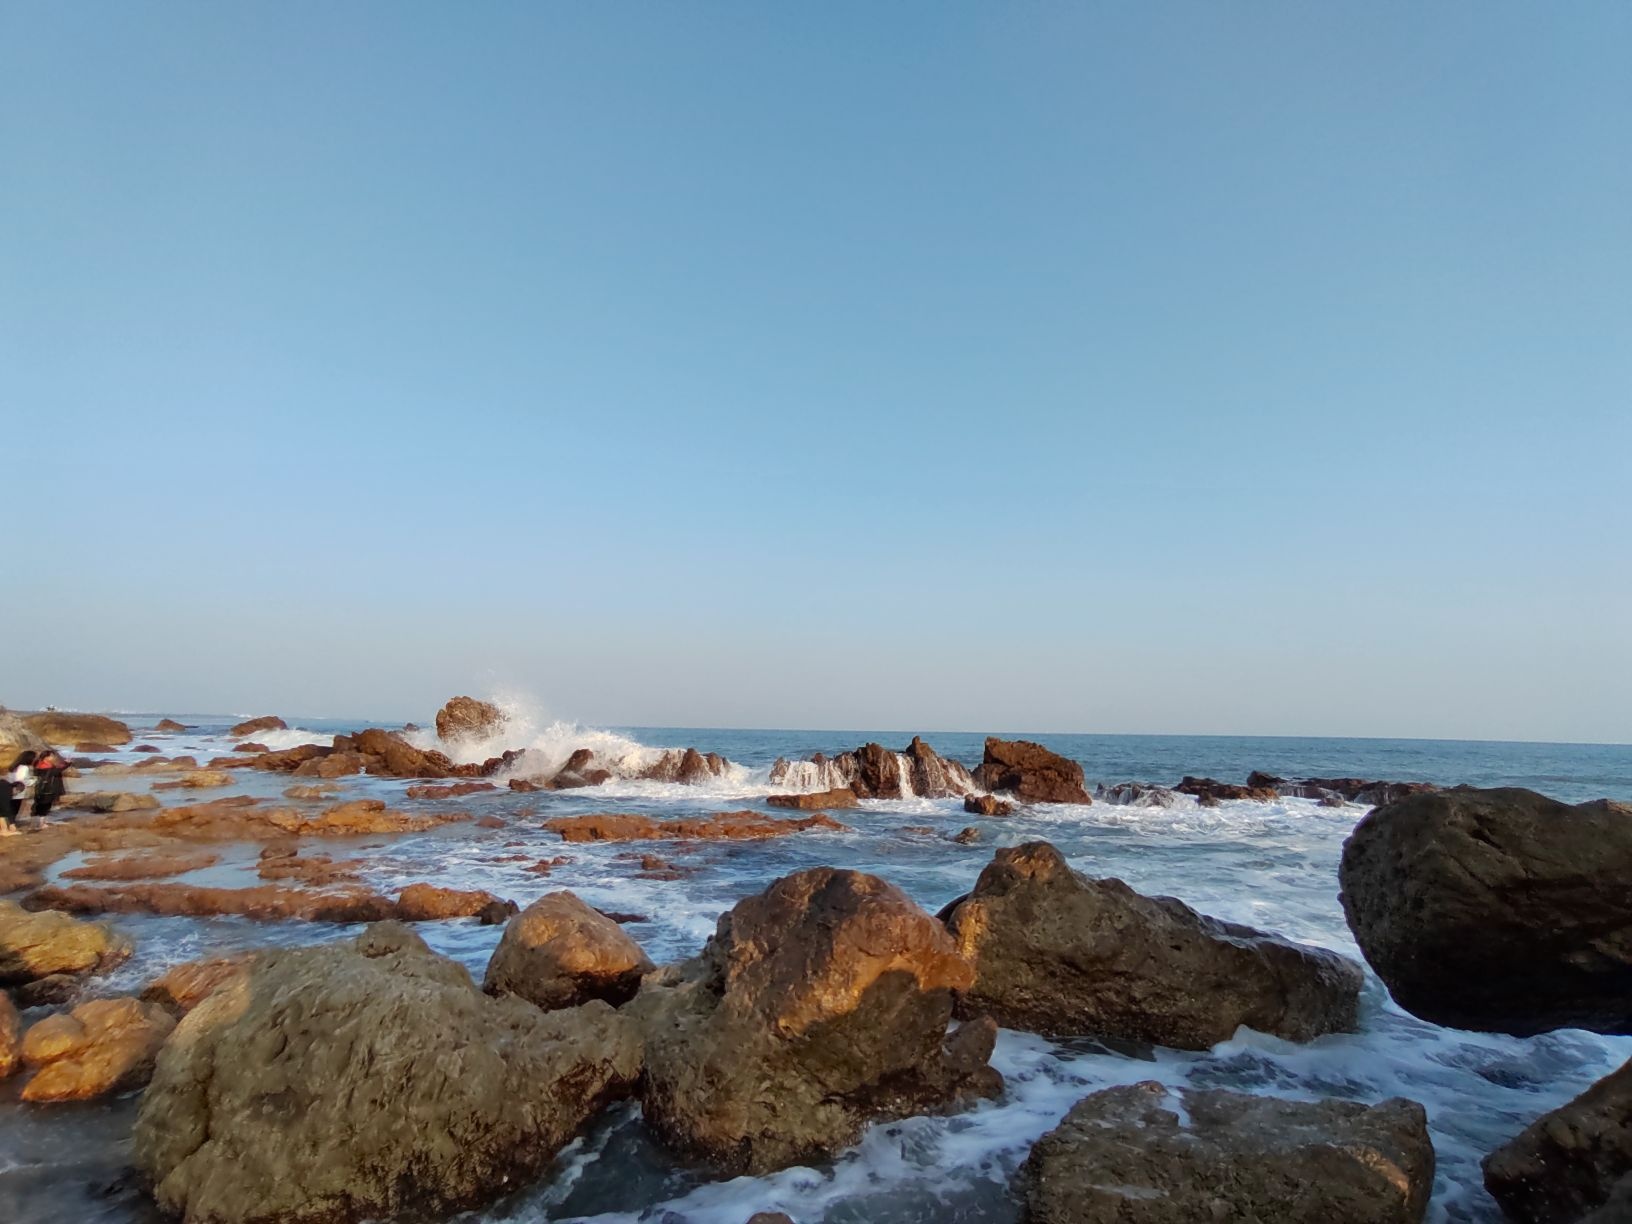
{"left": 3, "top": 750, "right": 36, "bottom": 835}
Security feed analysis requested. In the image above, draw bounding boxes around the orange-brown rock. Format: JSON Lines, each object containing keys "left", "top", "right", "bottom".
{"left": 22, "top": 712, "right": 133, "bottom": 747}
{"left": 257, "top": 850, "right": 364, "bottom": 887}
{"left": 61, "top": 849, "right": 219, "bottom": 881}
{"left": 637, "top": 747, "right": 733, "bottom": 785}
{"left": 768, "top": 738, "right": 974, "bottom": 799}
{"left": 283, "top": 783, "right": 339, "bottom": 800}
{"left": 241, "top": 743, "right": 332, "bottom": 772}
{"left": 141, "top": 955, "right": 256, "bottom": 1016}
{"left": 228, "top": 715, "right": 286, "bottom": 738}
{"left": 293, "top": 750, "right": 370, "bottom": 778}
{"left": 964, "top": 794, "right": 1015, "bottom": 817}
{"left": 509, "top": 778, "right": 543, "bottom": 793}
{"left": 332, "top": 729, "right": 457, "bottom": 779}
{"left": 766, "top": 787, "right": 859, "bottom": 810}
{"left": 26, "top": 882, "right": 400, "bottom": 924}
{"left": 19, "top": 996, "right": 176, "bottom": 1102}
{"left": 545, "top": 811, "right": 848, "bottom": 844}
{"left": 75, "top": 741, "right": 119, "bottom": 754}
{"left": 58, "top": 790, "right": 162, "bottom": 814}
{"left": 406, "top": 781, "right": 498, "bottom": 800}
{"left": 153, "top": 770, "right": 236, "bottom": 791}
{"left": 474, "top": 815, "right": 506, "bottom": 830}
{"left": 972, "top": 739, "right": 1091, "bottom": 805}
{"left": 134, "top": 754, "right": 198, "bottom": 771}
{"left": 396, "top": 883, "right": 517, "bottom": 924}
{"left": 435, "top": 696, "right": 508, "bottom": 742}
{"left": 0, "top": 992, "right": 20, "bottom": 1078}
{"left": 629, "top": 868, "right": 1001, "bottom": 1173}
{"left": 154, "top": 719, "right": 190, "bottom": 733}
{"left": 232, "top": 741, "right": 270, "bottom": 754}
{"left": 953, "top": 827, "right": 982, "bottom": 844}
{"left": 0, "top": 898, "right": 133, "bottom": 986}
{"left": 484, "top": 891, "right": 655, "bottom": 1011}
{"left": 298, "top": 798, "right": 465, "bottom": 836}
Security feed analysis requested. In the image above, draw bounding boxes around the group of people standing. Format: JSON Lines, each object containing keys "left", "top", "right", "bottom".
{"left": 3, "top": 749, "right": 67, "bottom": 835}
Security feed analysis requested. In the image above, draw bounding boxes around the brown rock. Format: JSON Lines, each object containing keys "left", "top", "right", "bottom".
{"left": 509, "top": 778, "right": 543, "bottom": 793}
{"left": 244, "top": 744, "right": 332, "bottom": 772}
{"left": 154, "top": 719, "right": 190, "bottom": 733}
{"left": 766, "top": 787, "right": 859, "bottom": 810}
{"left": 944, "top": 842, "right": 1363, "bottom": 1048}
{"left": 61, "top": 849, "right": 219, "bottom": 881}
{"left": 12, "top": 973, "right": 82, "bottom": 1008}
{"left": 74, "top": 741, "right": 119, "bottom": 754}
{"left": 746, "top": 1215, "right": 796, "bottom": 1224}
{"left": 1095, "top": 782, "right": 1176, "bottom": 807}
{"left": 396, "top": 883, "right": 517, "bottom": 923}
{"left": 1483, "top": 1055, "right": 1632, "bottom": 1222}
{"left": 405, "top": 781, "right": 497, "bottom": 800}
{"left": 964, "top": 794, "right": 1014, "bottom": 817}
{"left": 1176, "top": 776, "right": 1280, "bottom": 803}
{"left": 629, "top": 867, "right": 1001, "bottom": 1173}
{"left": 152, "top": 769, "right": 235, "bottom": 791}
{"left": 0, "top": 708, "right": 49, "bottom": 763}
{"left": 227, "top": 715, "right": 286, "bottom": 738}
{"left": 26, "top": 882, "right": 399, "bottom": 924}
{"left": 545, "top": 810, "right": 848, "bottom": 844}
{"left": 19, "top": 996, "right": 176, "bottom": 1102}
{"left": 134, "top": 924, "right": 643, "bottom": 1224}
{"left": 256, "top": 850, "right": 364, "bottom": 887}
{"left": 232, "top": 741, "right": 269, "bottom": 754}
{"left": 141, "top": 955, "right": 256, "bottom": 1016}
{"left": 332, "top": 728, "right": 456, "bottom": 779}
{"left": 0, "top": 992, "right": 19, "bottom": 1078}
{"left": 283, "top": 783, "right": 338, "bottom": 800}
{"left": 953, "top": 826, "right": 982, "bottom": 844}
{"left": 1339, "top": 787, "right": 1632, "bottom": 1035}
{"left": 435, "top": 696, "right": 507, "bottom": 742}
{"left": 1023, "top": 1081, "right": 1435, "bottom": 1223}
{"left": 133, "top": 744, "right": 162, "bottom": 752}
{"left": 484, "top": 891, "right": 655, "bottom": 1011}
{"left": 22, "top": 711, "right": 133, "bottom": 747}
{"left": 972, "top": 739, "right": 1091, "bottom": 805}
{"left": 58, "top": 791, "right": 161, "bottom": 813}
{"left": 0, "top": 898, "right": 133, "bottom": 986}
{"left": 768, "top": 739, "right": 973, "bottom": 800}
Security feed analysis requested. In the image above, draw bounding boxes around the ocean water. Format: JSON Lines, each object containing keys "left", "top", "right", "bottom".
{"left": 3, "top": 711, "right": 1630, "bottom": 1224}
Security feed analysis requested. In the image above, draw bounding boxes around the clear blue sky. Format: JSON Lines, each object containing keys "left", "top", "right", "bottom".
{"left": 2, "top": 3, "right": 1628, "bottom": 742}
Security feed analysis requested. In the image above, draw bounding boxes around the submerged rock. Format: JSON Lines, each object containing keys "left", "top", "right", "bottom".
{"left": 435, "top": 696, "right": 507, "bottom": 743}
{"left": 766, "top": 787, "right": 859, "bottom": 810}
{"left": 1024, "top": 1081, "right": 1434, "bottom": 1223}
{"left": 61, "top": 849, "right": 220, "bottom": 881}
{"left": 19, "top": 996, "right": 176, "bottom": 1102}
{"left": 1339, "top": 786, "right": 1632, "bottom": 1035}
{"left": 629, "top": 867, "right": 1001, "bottom": 1174}
{"left": 964, "top": 793, "right": 1014, "bottom": 817}
{"left": 972, "top": 738, "right": 1091, "bottom": 805}
{"left": 544, "top": 810, "right": 847, "bottom": 844}
{"left": 0, "top": 899, "right": 132, "bottom": 987}
{"left": 484, "top": 891, "right": 655, "bottom": 1011}
{"left": 1175, "top": 776, "right": 1280, "bottom": 803}
{"left": 134, "top": 924, "right": 642, "bottom": 1224}
{"left": 1483, "top": 1055, "right": 1632, "bottom": 1223}
{"left": 943, "top": 842, "right": 1362, "bottom": 1048}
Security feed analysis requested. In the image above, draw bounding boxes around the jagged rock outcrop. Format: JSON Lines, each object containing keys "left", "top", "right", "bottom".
{"left": 435, "top": 696, "right": 507, "bottom": 742}
{"left": 943, "top": 842, "right": 1362, "bottom": 1048}
{"left": 484, "top": 891, "right": 655, "bottom": 1011}
{"left": 972, "top": 738, "right": 1091, "bottom": 805}
{"left": 964, "top": 794, "right": 1014, "bottom": 817}
{"left": 1483, "top": 1055, "right": 1632, "bottom": 1223}
{"left": 769, "top": 738, "right": 974, "bottom": 799}
{"left": 0, "top": 899, "right": 132, "bottom": 986}
{"left": 1176, "top": 776, "right": 1280, "bottom": 803}
{"left": 1339, "top": 786, "right": 1632, "bottom": 1035}
{"left": 18, "top": 996, "right": 176, "bottom": 1102}
{"left": 1095, "top": 782, "right": 1176, "bottom": 807}
{"left": 628, "top": 867, "right": 1001, "bottom": 1173}
{"left": 1024, "top": 1081, "right": 1435, "bottom": 1223}
{"left": 134, "top": 924, "right": 643, "bottom": 1224}
{"left": 227, "top": 715, "right": 286, "bottom": 738}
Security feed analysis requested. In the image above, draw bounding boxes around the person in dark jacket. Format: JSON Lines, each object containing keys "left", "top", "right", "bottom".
{"left": 31, "top": 748, "right": 67, "bottom": 823}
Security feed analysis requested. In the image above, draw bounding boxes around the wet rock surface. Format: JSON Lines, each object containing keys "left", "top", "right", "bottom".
{"left": 1483, "top": 1055, "right": 1632, "bottom": 1224}
{"left": 944, "top": 842, "right": 1362, "bottom": 1047}
{"left": 972, "top": 738, "right": 1091, "bottom": 805}
{"left": 1024, "top": 1081, "right": 1435, "bottom": 1223}
{"left": 0, "top": 899, "right": 133, "bottom": 986}
{"left": 18, "top": 996, "right": 176, "bottom": 1102}
{"left": 545, "top": 811, "right": 847, "bottom": 843}
{"left": 134, "top": 923, "right": 643, "bottom": 1224}
{"left": 435, "top": 695, "right": 507, "bottom": 742}
{"left": 629, "top": 867, "right": 1001, "bottom": 1174}
{"left": 1339, "top": 786, "right": 1632, "bottom": 1035}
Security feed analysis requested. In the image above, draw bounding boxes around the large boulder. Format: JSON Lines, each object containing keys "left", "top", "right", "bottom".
{"left": 971, "top": 738, "right": 1091, "bottom": 805}
{"left": 1339, "top": 787, "right": 1632, "bottom": 1035}
{"left": 1483, "top": 1056, "right": 1632, "bottom": 1224}
{"left": 767, "top": 738, "right": 974, "bottom": 799}
{"left": 435, "top": 696, "right": 507, "bottom": 743}
{"left": 0, "top": 707, "right": 49, "bottom": 761}
{"left": 628, "top": 867, "right": 1001, "bottom": 1174}
{"left": 943, "top": 842, "right": 1362, "bottom": 1048}
{"left": 134, "top": 923, "right": 642, "bottom": 1224}
{"left": 18, "top": 996, "right": 176, "bottom": 1102}
{"left": 1024, "top": 1081, "right": 1434, "bottom": 1223}
{"left": 0, "top": 899, "right": 132, "bottom": 986}
{"left": 332, "top": 728, "right": 457, "bottom": 779}
{"left": 484, "top": 892, "right": 655, "bottom": 1011}
{"left": 20, "top": 710, "right": 133, "bottom": 747}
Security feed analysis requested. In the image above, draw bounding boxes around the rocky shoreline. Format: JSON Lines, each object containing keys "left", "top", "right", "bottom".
{"left": 1, "top": 701, "right": 1628, "bottom": 1222}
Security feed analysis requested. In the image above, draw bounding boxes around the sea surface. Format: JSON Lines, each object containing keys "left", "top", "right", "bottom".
{"left": 4, "top": 711, "right": 1630, "bottom": 1224}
